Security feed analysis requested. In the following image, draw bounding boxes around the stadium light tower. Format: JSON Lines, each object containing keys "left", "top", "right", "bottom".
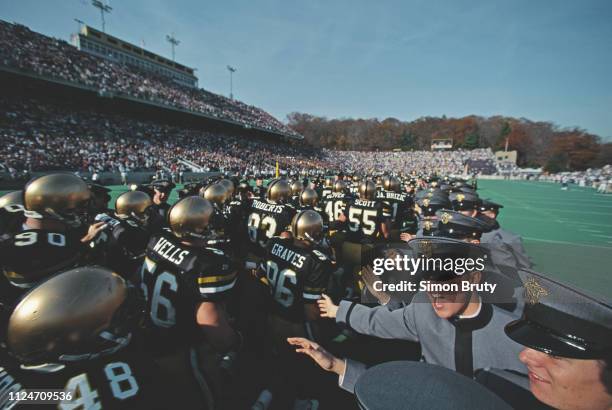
{"left": 166, "top": 33, "right": 180, "bottom": 61}
{"left": 91, "top": 0, "right": 112, "bottom": 33}
{"left": 227, "top": 65, "right": 236, "bottom": 99}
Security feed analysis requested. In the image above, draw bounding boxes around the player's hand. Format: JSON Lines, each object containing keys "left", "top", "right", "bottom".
{"left": 81, "top": 222, "right": 107, "bottom": 243}
{"left": 337, "top": 213, "right": 347, "bottom": 222}
{"left": 287, "top": 337, "right": 346, "bottom": 375}
{"left": 400, "top": 232, "right": 414, "bottom": 242}
{"left": 317, "top": 294, "right": 338, "bottom": 318}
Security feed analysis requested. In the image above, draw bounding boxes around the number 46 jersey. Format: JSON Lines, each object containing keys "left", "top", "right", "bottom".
{"left": 260, "top": 237, "right": 333, "bottom": 322}
{"left": 138, "top": 231, "right": 237, "bottom": 354}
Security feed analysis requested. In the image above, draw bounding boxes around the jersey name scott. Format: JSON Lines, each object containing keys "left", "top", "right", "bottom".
{"left": 271, "top": 242, "right": 306, "bottom": 269}
{"left": 252, "top": 200, "right": 284, "bottom": 214}
{"left": 354, "top": 199, "right": 377, "bottom": 207}
{"left": 152, "top": 237, "right": 190, "bottom": 265}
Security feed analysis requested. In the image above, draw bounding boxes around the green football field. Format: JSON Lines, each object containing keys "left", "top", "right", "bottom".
{"left": 2, "top": 180, "right": 611, "bottom": 298}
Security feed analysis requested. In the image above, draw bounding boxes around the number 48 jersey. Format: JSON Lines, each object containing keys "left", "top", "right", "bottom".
{"left": 260, "top": 237, "right": 333, "bottom": 322}
{"left": 2, "top": 351, "right": 170, "bottom": 410}
{"left": 139, "top": 231, "right": 237, "bottom": 354}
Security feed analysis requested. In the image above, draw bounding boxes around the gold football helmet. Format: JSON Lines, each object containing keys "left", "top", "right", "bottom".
{"left": 334, "top": 180, "right": 349, "bottom": 194}
{"left": 300, "top": 188, "right": 319, "bottom": 207}
{"left": 115, "top": 190, "right": 153, "bottom": 224}
{"left": 169, "top": 196, "right": 214, "bottom": 240}
{"left": 0, "top": 190, "right": 23, "bottom": 208}
{"left": 201, "top": 183, "right": 228, "bottom": 207}
{"left": 358, "top": 180, "right": 377, "bottom": 200}
{"left": 266, "top": 179, "right": 292, "bottom": 204}
{"left": 291, "top": 181, "right": 303, "bottom": 196}
{"left": 384, "top": 176, "right": 401, "bottom": 192}
{"left": 218, "top": 179, "right": 235, "bottom": 198}
{"left": 24, "top": 173, "right": 91, "bottom": 227}
{"left": 291, "top": 210, "right": 324, "bottom": 244}
{"left": 7, "top": 266, "right": 140, "bottom": 365}
{"left": 324, "top": 177, "right": 334, "bottom": 188}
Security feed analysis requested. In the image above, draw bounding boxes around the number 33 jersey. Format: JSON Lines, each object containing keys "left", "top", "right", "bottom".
{"left": 138, "top": 231, "right": 237, "bottom": 354}
{"left": 260, "top": 237, "right": 333, "bottom": 322}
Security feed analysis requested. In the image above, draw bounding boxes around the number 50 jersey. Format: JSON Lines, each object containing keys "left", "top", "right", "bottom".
{"left": 260, "top": 237, "right": 333, "bottom": 323}
{"left": 138, "top": 231, "right": 237, "bottom": 354}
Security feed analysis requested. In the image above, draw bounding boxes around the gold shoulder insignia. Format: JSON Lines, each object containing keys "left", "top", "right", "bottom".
{"left": 524, "top": 277, "right": 548, "bottom": 305}
{"left": 456, "top": 193, "right": 465, "bottom": 202}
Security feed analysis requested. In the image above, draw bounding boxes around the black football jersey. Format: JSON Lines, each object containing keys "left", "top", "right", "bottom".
{"left": 93, "top": 214, "right": 150, "bottom": 280}
{"left": 343, "top": 199, "right": 391, "bottom": 244}
{"left": 1, "top": 351, "right": 168, "bottom": 410}
{"left": 139, "top": 231, "right": 236, "bottom": 354}
{"left": 260, "top": 237, "right": 333, "bottom": 322}
{"left": 321, "top": 192, "right": 354, "bottom": 223}
{"left": 376, "top": 190, "right": 417, "bottom": 231}
{"left": 222, "top": 198, "right": 251, "bottom": 257}
{"left": 0, "top": 206, "right": 89, "bottom": 305}
{"left": 246, "top": 200, "right": 295, "bottom": 252}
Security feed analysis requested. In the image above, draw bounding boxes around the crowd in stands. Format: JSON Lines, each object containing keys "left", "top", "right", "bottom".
{"left": 0, "top": 97, "right": 504, "bottom": 178}
{"left": 0, "top": 20, "right": 300, "bottom": 138}
{"left": 0, "top": 97, "right": 325, "bottom": 176}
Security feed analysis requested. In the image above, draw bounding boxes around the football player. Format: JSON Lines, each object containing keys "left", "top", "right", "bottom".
{"left": 95, "top": 190, "right": 153, "bottom": 280}
{"left": 295, "top": 188, "right": 320, "bottom": 213}
{"left": 258, "top": 210, "right": 334, "bottom": 408}
{"left": 321, "top": 180, "right": 354, "bottom": 225}
{"left": 376, "top": 176, "right": 417, "bottom": 240}
{"left": 0, "top": 191, "right": 22, "bottom": 208}
{"left": 0, "top": 174, "right": 105, "bottom": 308}
{"left": 290, "top": 180, "right": 304, "bottom": 208}
{"left": 138, "top": 196, "right": 240, "bottom": 407}
{"left": 246, "top": 179, "right": 296, "bottom": 256}
{"left": 3, "top": 266, "right": 178, "bottom": 409}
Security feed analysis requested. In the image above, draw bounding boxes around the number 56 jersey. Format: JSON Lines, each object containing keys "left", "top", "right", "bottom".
{"left": 260, "top": 237, "right": 333, "bottom": 323}
{"left": 138, "top": 231, "right": 237, "bottom": 354}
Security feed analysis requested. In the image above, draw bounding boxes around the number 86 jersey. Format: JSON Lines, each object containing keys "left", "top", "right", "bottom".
{"left": 260, "top": 237, "right": 333, "bottom": 322}
{"left": 138, "top": 231, "right": 237, "bottom": 354}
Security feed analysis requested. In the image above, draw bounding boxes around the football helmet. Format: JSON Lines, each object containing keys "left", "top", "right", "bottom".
{"left": 24, "top": 173, "right": 91, "bottom": 227}
{"left": 266, "top": 179, "right": 292, "bottom": 204}
{"left": 384, "top": 176, "right": 401, "bottom": 192}
{"left": 334, "top": 180, "right": 349, "bottom": 194}
{"left": 0, "top": 190, "right": 23, "bottom": 208}
{"left": 300, "top": 188, "right": 319, "bottom": 207}
{"left": 7, "top": 266, "right": 141, "bottom": 365}
{"left": 219, "top": 179, "right": 235, "bottom": 198}
{"left": 291, "top": 210, "right": 324, "bottom": 244}
{"left": 291, "top": 181, "right": 304, "bottom": 196}
{"left": 201, "top": 183, "right": 228, "bottom": 207}
{"left": 358, "top": 180, "right": 377, "bottom": 200}
{"left": 169, "top": 196, "right": 214, "bottom": 240}
{"left": 324, "top": 177, "right": 334, "bottom": 188}
{"left": 115, "top": 190, "right": 153, "bottom": 224}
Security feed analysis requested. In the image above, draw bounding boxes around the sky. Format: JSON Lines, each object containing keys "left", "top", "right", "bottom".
{"left": 2, "top": 0, "right": 612, "bottom": 139}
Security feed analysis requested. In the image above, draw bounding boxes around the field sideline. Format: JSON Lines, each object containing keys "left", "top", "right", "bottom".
{"left": 2, "top": 180, "right": 611, "bottom": 298}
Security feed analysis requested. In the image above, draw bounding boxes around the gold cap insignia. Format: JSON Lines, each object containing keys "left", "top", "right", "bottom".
{"left": 440, "top": 212, "right": 453, "bottom": 224}
{"left": 457, "top": 193, "right": 465, "bottom": 202}
{"left": 422, "top": 198, "right": 430, "bottom": 207}
{"left": 524, "top": 277, "right": 549, "bottom": 305}
{"left": 423, "top": 220, "right": 433, "bottom": 231}
{"left": 419, "top": 240, "right": 434, "bottom": 257}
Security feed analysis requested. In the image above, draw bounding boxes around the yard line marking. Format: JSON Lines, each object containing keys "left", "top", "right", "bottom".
{"left": 522, "top": 236, "right": 612, "bottom": 249}
{"left": 578, "top": 228, "right": 603, "bottom": 233}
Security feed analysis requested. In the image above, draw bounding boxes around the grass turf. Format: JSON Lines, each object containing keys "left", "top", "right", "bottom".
{"left": 3, "top": 180, "right": 611, "bottom": 298}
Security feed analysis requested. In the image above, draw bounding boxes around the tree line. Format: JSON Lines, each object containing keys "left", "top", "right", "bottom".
{"left": 286, "top": 113, "right": 612, "bottom": 171}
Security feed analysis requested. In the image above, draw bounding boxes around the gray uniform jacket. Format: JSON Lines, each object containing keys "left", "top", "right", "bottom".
{"left": 335, "top": 292, "right": 526, "bottom": 393}
{"left": 481, "top": 228, "right": 532, "bottom": 269}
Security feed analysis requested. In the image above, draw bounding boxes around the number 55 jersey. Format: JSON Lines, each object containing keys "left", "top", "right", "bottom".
{"left": 138, "top": 230, "right": 237, "bottom": 354}
{"left": 260, "top": 237, "right": 333, "bottom": 323}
